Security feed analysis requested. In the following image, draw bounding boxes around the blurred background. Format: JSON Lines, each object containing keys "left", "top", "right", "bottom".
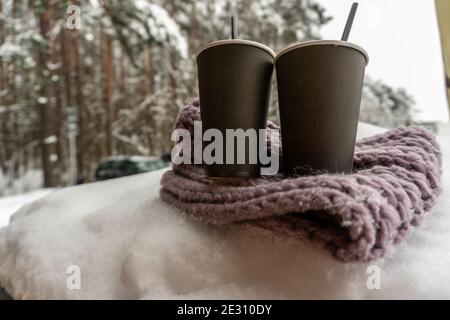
{"left": 0, "top": 0, "right": 448, "bottom": 196}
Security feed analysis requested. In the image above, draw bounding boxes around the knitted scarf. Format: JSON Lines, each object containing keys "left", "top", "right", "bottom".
{"left": 160, "top": 101, "right": 442, "bottom": 262}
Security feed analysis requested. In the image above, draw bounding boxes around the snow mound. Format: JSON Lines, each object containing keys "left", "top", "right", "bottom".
{"left": 0, "top": 189, "right": 53, "bottom": 228}
{"left": 1, "top": 123, "right": 450, "bottom": 299}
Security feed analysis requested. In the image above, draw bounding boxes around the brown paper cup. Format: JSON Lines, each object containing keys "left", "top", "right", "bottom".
{"left": 196, "top": 40, "right": 275, "bottom": 178}
{"left": 275, "top": 40, "right": 369, "bottom": 175}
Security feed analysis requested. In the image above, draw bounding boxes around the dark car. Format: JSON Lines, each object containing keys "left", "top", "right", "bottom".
{"left": 95, "top": 156, "right": 169, "bottom": 181}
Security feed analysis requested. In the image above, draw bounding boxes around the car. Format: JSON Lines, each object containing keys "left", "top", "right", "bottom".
{"left": 95, "top": 156, "right": 170, "bottom": 181}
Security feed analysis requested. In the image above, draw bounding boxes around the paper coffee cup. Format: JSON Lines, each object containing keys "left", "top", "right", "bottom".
{"left": 275, "top": 40, "right": 369, "bottom": 175}
{"left": 196, "top": 40, "right": 275, "bottom": 178}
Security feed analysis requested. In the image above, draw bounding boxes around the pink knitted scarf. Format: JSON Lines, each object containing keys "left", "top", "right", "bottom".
{"left": 160, "top": 101, "right": 442, "bottom": 262}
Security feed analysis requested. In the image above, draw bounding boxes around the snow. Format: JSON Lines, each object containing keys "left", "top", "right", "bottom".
{"left": 132, "top": 1, "right": 188, "bottom": 59}
{"left": 0, "top": 43, "right": 24, "bottom": 59}
{"left": 44, "top": 135, "right": 58, "bottom": 145}
{"left": 37, "top": 97, "right": 48, "bottom": 104}
{"left": 0, "top": 189, "right": 53, "bottom": 228}
{"left": 85, "top": 33, "right": 95, "bottom": 42}
{"left": 1, "top": 123, "right": 450, "bottom": 299}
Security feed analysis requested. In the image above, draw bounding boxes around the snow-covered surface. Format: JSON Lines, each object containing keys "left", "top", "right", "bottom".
{"left": 0, "top": 189, "right": 53, "bottom": 228}
{"left": 1, "top": 122, "right": 450, "bottom": 299}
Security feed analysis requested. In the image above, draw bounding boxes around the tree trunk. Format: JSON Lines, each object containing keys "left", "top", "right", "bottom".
{"left": 37, "top": 0, "right": 58, "bottom": 187}
{"left": 71, "top": 29, "right": 86, "bottom": 180}
{"left": 146, "top": 48, "right": 155, "bottom": 152}
{"left": 102, "top": 33, "right": 115, "bottom": 156}
{"left": 189, "top": 0, "right": 198, "bottom": 54}
{"left": 50, "top": 31, "right": 63, "bottom": 183}
{"left": 0, "top": 0, "right": 6, "bottom": 173}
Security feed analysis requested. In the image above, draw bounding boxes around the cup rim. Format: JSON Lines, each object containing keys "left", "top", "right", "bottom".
{"left": 275, "top": 40, "right": 369, "bottom": 65}
{"left": 195, "top": 39, "right": 276, "bottom": 60}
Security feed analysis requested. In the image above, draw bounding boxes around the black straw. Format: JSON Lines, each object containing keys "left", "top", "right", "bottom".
{"left": 231, "top": 16, "right": 238, "bottom": 39}
{"left": 341, "top": 2, "right": 358, "bottom": 41}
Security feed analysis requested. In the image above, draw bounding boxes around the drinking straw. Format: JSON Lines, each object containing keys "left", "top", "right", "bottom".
{"left": 231, "top": 16, "right": 239, "bottom": 39}
{"left": 341, "top": 2, "right": 358, "bottom": 41}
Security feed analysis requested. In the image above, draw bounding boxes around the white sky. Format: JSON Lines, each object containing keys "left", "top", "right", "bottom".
{"left": 318, "top": 0, "right": 449, "bottom": 122}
